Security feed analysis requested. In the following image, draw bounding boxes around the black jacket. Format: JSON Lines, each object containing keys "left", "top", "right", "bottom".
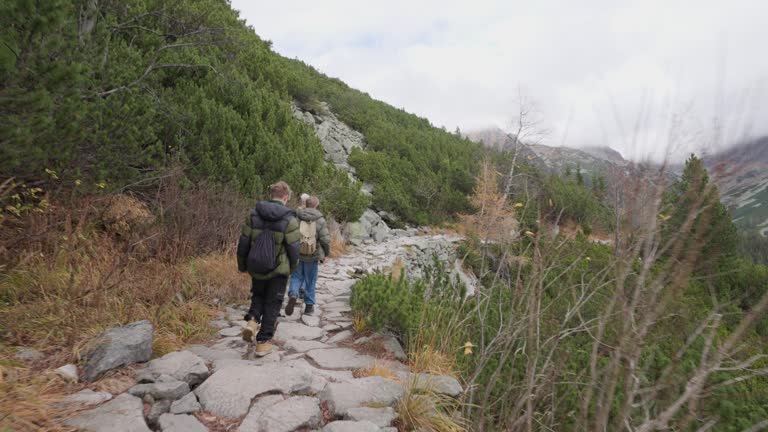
{"left": 236, "top": 200, "right": 300, "bottom": 279}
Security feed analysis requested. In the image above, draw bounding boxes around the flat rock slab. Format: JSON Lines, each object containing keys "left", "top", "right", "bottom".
{"left": 59, "top": 389, "right": 113, "bottom": 407}
{"left": 335, "top": 321, "right": 353, "bottom": 330}
{"left": 238, "top": 396, "right": 321, "bottom": 432}
{"left": 380, "top": 336, "right": 407, "bottom": 361}
{"left": 284, "top": 339, "right": 333, "bottom": 353}
{"left": 326, "top": 330, "right": 353, "bottom": 344}
{"left": 274, "top": 322, "right": 325, "bottom": 341}
{"left": 323, "top": 323, "right": 342, "bottom": 332}
{"left": 323, "top": 301, "right": 351, "bottom": 312}
{"left": 219, "top": 326, "right": 243, "bottom": 337}
{"left": 306, "top": 348, "right": 375, "bottom": 370}
{"left": 82, "top": 320, "right": 154, "bottom": 381}
{"left": 324, "top": 280, "right": 356, "bottom": 296}
{"left": 301, "top": 314, "right": 321, "bottom": 327}
{"left": 158, "top": 413, "right": 208, "bottom": 432}
{"left": 322, "top": 420, "right": 381, "bottom": 432}
{"left": 321, "top": 376, "right": 404, "bottom": 416}
{"left": 186, "top": 344, "right": 243, "bottom": 362}
{"left": 147, "top": 350, "right": 209, "bottom": 385}
{"left": 284, "top": 358, "right": 355, "bottom": 383}
{"left": 212, "top": 354, "right": 281, "bottom": 372}
{"left": 64, "top": 393, "right": 151, "bottom": 432}
{"left": 345, "top": 406, "right": 397, "bottom": 427}
{"left": 209, "top": 319, "right": 230, "bottom": 329}
{"left": 170, "top": 392, "right": 201, "bottom": 414}
{"left": 128, "top": 379, "right": 190, "bottom": 400}
{"left": 237, "top": 395, "right": 284, "bottom": 432}
{"left": 195, "top": 362, "right": 313, "bottom": 418}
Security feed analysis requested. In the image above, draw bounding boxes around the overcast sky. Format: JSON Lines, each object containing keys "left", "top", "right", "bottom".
{"left": 231, "top": 0, "right": 767, "bottom": 161}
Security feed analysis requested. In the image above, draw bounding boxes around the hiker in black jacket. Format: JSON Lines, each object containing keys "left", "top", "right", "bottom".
{"left": 236, "top": 181, "right": 300, "bottom": 356}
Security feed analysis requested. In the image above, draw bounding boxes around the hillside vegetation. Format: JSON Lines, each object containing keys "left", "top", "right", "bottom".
{"left": 353, "top": 156, "right": 768, "bottom": 431}
{"left": 1, "top": 0, "right": 482, "bottom": 226}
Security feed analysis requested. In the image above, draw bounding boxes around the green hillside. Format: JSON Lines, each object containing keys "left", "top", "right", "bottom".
{"left": 0, "top": 0, "right": 481, "bottom": 224}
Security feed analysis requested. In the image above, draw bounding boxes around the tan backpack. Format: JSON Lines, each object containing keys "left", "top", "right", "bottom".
{"left": 299, "top": 220, "right": 317, "bottom": 255}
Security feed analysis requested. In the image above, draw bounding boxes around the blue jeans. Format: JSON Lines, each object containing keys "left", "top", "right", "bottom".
{"left": 288, "top": 261, "right": 319, "bottom": 305}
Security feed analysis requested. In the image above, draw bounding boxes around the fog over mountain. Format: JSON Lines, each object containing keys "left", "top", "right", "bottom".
{"left": 232, "top": 0, "right": 767, "bottom": 162}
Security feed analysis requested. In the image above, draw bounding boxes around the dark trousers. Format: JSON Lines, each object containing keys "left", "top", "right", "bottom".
{"left": 244, "top": 275, "right": 287, "bottom": 342}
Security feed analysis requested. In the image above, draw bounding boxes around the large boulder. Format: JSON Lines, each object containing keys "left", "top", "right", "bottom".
{"left": 345, "top": 222, "right": 369, "bottom": 246}
{"left": 64, "top": 393, "right": 151, "bottom": 432}
{"left": 146, "top": 350, "right": 209, "bottom": 386}
{"left": 82, "top": 320, "right": 153, "bottom": 381}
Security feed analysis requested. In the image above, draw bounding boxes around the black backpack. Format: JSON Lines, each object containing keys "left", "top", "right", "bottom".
{"left": 246, "top": 228, "right": 279, "bottom": 274}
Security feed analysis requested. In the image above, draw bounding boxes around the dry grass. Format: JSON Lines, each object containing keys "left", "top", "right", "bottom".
{"left": 0, "top": 248, "right": 239, "bottom": 358}
{"left": 408, "top": 345, "right": 457, "bottom": 378}
{"left": 356, "top": 359, "right": 397, "bottom": 380}
{"left": 386, "top": 258, "right": 405, "bottom": 283}
{"left": 327, "top": 219, "right": 348, "bottom": 259}
{"left": 0, "top": 356, "right": 79, "bottom": 432}
{"left": 352, "top": 313, "right": 369, "bottom": 334}
{"left": 395, "top": 384, "right": 468, "bottom": 432}
{"left": 0, "top": 247, "right": 239, "bottom": 430}
{"left": 0, "top": 186, "right": 253, "bottom": 430}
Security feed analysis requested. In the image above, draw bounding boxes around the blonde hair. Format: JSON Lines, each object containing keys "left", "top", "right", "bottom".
{"left": 306, "top": 196, "right": 320, "bottom": 208}
{"left": 269, "top": 181, "right": 291, "bottom": 200}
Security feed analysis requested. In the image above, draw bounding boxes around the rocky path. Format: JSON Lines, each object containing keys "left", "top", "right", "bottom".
{"left": 61, "top": 232, "right": 466, "bottom": 432}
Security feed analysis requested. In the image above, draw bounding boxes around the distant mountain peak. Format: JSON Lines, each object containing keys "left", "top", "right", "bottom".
{"left": 578, "top": 146, "right": 627, "bottom": 165}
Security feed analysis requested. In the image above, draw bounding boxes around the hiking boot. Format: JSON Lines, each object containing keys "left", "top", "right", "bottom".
{"left": 254, "top": 341, "right": 276, "bottom": 357}
{"left": 242, "top": 319, "right": 260, "bottom": 343}
{"left": 303, "top": 304, "right": 314, "bottom": 315}
{"left": 285, "top": 296, "right": 298, "bottom": 316}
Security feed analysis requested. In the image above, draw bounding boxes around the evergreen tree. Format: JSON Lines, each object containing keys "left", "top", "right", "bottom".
{"left": 662, "top": 154, "right": 738, "bottom": 273}
{"left": 575, "top": 164, "right": 584, "bottom": 186}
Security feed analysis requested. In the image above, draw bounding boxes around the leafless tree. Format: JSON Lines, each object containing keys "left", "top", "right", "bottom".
{"left": 503, "top": 87, "right": 550, "bottom": 201}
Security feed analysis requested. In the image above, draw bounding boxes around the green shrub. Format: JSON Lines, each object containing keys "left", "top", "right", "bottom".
{"left": 350, "top": 272, "right": 425, "bottom": 338}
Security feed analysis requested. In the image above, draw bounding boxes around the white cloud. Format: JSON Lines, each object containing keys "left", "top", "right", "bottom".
{"left": 232, "top": 0, "right": 768, "bottom": 161}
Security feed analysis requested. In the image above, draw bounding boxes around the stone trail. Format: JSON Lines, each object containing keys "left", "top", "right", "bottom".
{"left": 61, "top": 232, "right": 467, "bottom": 432}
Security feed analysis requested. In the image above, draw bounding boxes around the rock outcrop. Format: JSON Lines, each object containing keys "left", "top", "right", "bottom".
{"left": 291, "top": 102, "right": 365, "bottom": 176}
{"left": 292, "top": 102, "right": 397, "bottom": 245}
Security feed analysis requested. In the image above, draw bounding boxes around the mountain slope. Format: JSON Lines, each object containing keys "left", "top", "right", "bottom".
{"left": 465, "top": 128, "right": 768, "bottom": 236}
{"left": 0, "top": 0, "right": 482, "bottom": 225}
{"left": 704, "top": 137, "right": 768, "bottom": 236}
{"left": 464, "top": 127, "right": 635, "bottom": 186}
